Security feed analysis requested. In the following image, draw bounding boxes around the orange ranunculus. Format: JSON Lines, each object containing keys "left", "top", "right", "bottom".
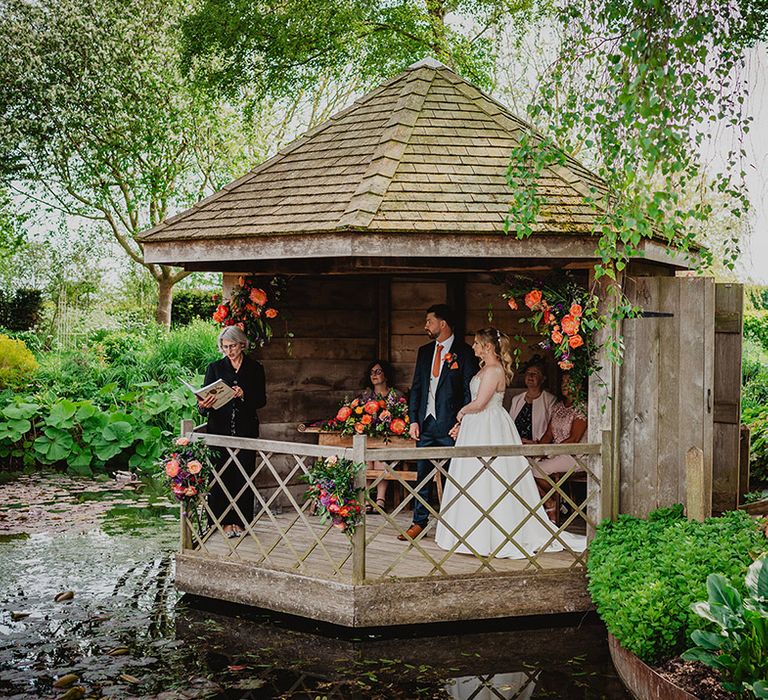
{"left": 551, "top": 330, "right": 564, "bottom": 344}
{"left": 250, "top": 288, "right": 267, "bottom": 306}
{"left": 350, "top": 398, "right": 359, "bottom": 408}
{"left": 570, "top": 303, "right": 583, "bottom": 318}
{"left": 212, "top": 304, "right": 229, "bottom": 323}
{"left": 361, "top": 414, "right": 372, "bottom": 425}
{"left": 558, "top": 359, "right": 574, "bottom": 370}
{"left": 507, "top": 297, "right": 518, "bottom": 311}
{"left": 390, "top": 418, "right": 406, "bottom": 435}
{"left": 524, "top": 289, "right": 543, "bottom": 309}
{"left": 378, "top": 400, "right": 386, "bottom": 409}
{"left": 336, "top": 406, "right": 352, "bottom": 421}
{"left": 354, "top": 422, "right": 366, "bottom": 433}
{"left": 364, "top": 400, "right": 379, "bottom": 415}
{"left": 568, "top": 334, "right": 584, "bottom": 349}
{"left": 187, "top": 460, "right": 203, "bottom": 474}
{"left": 355, "top": 406, "right": 363, "bottom": 415}
{"left": 265, "top": 308, "right": 278, "bottom": 319}
{"left": 561, "top": 314, "right": 580, "bottom": 336}
{"left": 339, "top": 507, "right": 349, "bottom": 517}
{"left": 165, "top": 460, "right": 180, "bottom": 478}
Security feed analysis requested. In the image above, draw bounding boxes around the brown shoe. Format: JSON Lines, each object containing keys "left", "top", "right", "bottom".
{"left": 397, "top": 523, "right": 424, "bottom": 541}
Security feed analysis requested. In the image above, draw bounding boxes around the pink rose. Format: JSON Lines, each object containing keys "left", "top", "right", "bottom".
{"left": 165, "top": 460, "right": 180, "bottom": 478}
{"left": 187, "top": 460, "right": 203, "bottom": 474}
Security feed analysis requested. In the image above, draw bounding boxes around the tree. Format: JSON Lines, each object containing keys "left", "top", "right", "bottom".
{"left": 0, "top": 0, "right": 270, "bottom": 325}
{"left": 180, "top": 0, "right": 541, "bottom": 98}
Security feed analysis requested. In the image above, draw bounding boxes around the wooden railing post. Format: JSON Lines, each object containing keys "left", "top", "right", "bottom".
{"left": 179, "top": 419, "right": 195, "bottom": 550}
{"left": 686, "top": 446, "right": 706, "bottom": 522}
{"left": 599, "top": 429, "right": 615, "bottom": 527}
{"left": 180, "top": 419, "right": 194, "bottom": 437}
{"left": 352, "top": 434, "right": 367, "bottom": 584}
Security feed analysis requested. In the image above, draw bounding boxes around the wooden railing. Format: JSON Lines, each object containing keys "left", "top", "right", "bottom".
{"left": 178, "top": 423, "right": 613, "bottom": 585}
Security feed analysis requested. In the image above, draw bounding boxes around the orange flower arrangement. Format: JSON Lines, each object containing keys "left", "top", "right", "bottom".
{"left": 212, "top": 275, "right": 285, "bottom": 347}
{"left": 323, "top": 391, "right": 411, "bottom": 440}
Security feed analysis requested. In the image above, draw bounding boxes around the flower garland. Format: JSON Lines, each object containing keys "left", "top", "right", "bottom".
{"left": 305, "top": 455, "right": 365, "bottom": 535}
{"left": 212, "top": 275, "right": 283, "bottom": 347}
{"left": 162, "top": 437, "right": 213, "bottom": 535}
{"left": 503, "top": 276, "right": 601, "bottom": 396}
{"left": 323, "top": 391, "right": 410, "bottom": 440}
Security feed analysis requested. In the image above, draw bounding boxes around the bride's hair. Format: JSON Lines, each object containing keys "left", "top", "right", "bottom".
{"left": 475, "top": 327, "right": 514, "bottom": 386}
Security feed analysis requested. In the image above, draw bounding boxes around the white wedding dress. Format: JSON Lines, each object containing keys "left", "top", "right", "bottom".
{"left": 435, "top": 374, "right": 586, "bottom": 559}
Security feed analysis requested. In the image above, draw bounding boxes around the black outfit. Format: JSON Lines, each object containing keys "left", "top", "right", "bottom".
{"left": 514, "top": 401, "right": 534, "bottom": 441}
{"left": 408, "top": 339, "right": 478, "bottom": 527}
{"left": 201, "top": 355, "right": 266, "bottom": 527}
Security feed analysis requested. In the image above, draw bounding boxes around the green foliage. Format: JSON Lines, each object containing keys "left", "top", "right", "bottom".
{"left": 743, "top": 405, "right": 768, "bottom": 486}
{"left": 0, "top": 334, "right": 39, "bottom": 389}
{"left": 683, "top": 556, "right": 768, "bottom": 698}
{"left": 305, "top": 456, "right": 365, "bottom": 535}
{"left": 0, "top": 322, "right": 221, "bottom": 474}
{"left": 0, "top": 287, "right": 43, "bottom": 331}
{"left": 180, "top": 0, "right": 535, "bottom": 99}
{"left": 587, "top": 505, "right": 768, "bottom": 664}
{"left": 171, "top": 289, "right": 221, "bottom": 327}
{"left": 745, "top": 313, "right": 768, "bottom": 353}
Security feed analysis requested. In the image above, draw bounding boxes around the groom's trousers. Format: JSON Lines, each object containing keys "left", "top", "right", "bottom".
{"left": 412, "top": 416, "right": 454, "bottom": 527}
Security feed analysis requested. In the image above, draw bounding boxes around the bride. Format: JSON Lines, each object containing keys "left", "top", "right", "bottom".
{"left": 435, "top": 328, "right": 583, "bottom": 559}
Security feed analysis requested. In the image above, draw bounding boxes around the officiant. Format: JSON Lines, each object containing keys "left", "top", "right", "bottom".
{"left": 198, "top": 326, "right": 266, "bottom": 538}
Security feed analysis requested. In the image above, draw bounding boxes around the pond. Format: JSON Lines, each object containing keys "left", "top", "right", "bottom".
{"left": 0, "top": 474, "right": 630, "bottom": 699}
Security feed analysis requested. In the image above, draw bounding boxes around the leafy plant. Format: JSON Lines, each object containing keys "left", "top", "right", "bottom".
{"left": 0, "top": 334, "right": 39, "bottom": 389}
{"left": 587, "top": 505, "right": 768, "bottom": 664}
{"left": 743, "top": 405, "right": 768, "bottom": 486}
{"left": 682, "top": 556, "right": 768, "bottom": 699}
{"left": 0, "top": 287, "right": 43, "bottom": 331}
{"left": 172, "top": 289, "right": 221, "bottom": 327}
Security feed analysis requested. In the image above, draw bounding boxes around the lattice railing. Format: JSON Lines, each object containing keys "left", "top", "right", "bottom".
{"left": 178, "top": 424, "right": 613, "bottom": 585}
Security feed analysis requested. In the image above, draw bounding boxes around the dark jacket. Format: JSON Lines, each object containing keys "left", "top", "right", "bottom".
{"left": 201, "top": 355, "right": 266, "bottom": 438}
{"left": 408, "top": 339, "right": 477, "bottom": 437}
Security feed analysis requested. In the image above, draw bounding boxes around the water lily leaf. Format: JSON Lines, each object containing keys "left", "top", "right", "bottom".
{"left": 53, "top": 673, "right": 79, "bottom": 688}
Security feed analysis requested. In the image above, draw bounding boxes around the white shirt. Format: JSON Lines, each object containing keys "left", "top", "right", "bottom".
{"left": 426, "top": 334, "right": 454, "bottom": 420}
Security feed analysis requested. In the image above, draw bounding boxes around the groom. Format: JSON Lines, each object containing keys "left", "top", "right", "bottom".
{"left": 399, "top": 304, "right": 477, "bottom": 541}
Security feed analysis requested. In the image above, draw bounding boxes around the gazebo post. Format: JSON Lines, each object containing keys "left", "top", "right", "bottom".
{"left": 352, "top": 434, "right": 367, "bottom": 584}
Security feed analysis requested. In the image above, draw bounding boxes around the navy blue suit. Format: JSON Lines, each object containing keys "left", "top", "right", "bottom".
{"left": 408, "top": 339, "right": 477, "bottom": 527}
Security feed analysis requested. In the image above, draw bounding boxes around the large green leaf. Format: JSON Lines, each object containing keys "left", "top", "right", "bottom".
{"left": 690, "top": 629, "right": 724, "bottom": 651}
{"left": 47, "top": 400, "right": 77, "bottom": 428}
{"left": 3, "top": 402, "right": 39, "bottom": 420}
{"left": 681, "top": 647, "right": 727, "bottom": 670}
{"left": 746, "top": 556, "right": 768, "bottom": 603}
{"left": 0, "top": 417, "right": 31, "bottom": 441}
{"left": 753, "top": 680, "right": 768, "bottom": 699}
{"left": 75, "top": 403, "right": 98, "bottom": 422}
{"left": 707, "top": 574, "right": 743, "bottom": 614}
{"left": 102, "top": 420, "right": 134, "bottom": 446}
{"left": 33, "top": 428, "right": 74, "bottom": 463}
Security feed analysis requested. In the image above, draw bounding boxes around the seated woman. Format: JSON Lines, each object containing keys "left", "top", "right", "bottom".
{"left": 359, "top": 359, "right": 404, "bottom": 514}
{"left": 534, "top": 372, "right": 587, "bottom": 522}
{"left": 508, "top": 355, "right": 556, "bottom": 444}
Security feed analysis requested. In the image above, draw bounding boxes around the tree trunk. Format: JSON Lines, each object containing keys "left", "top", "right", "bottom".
{"left": 156, "top": 275, "right": 174, "bottom": 328}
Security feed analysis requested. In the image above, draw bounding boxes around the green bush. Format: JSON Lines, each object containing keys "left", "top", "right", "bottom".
{"left": 744, "top": 405, "right": 768, "bottom": 485}
{"left": 0, "top": 287, "right": 43, "bottom": 331}
{"left": 0, "top": 334, "right": 39, "bottom": 389}
{"left": 745, "top": 313, "right": 768, "bottom": 353}
{"left": 587, "top": 505, "right": 768, "bottom": 664}
{"left": 171, "top": 289, "right": 221, "bottom": 327}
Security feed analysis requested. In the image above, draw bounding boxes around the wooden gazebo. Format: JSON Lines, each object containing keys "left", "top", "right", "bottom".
{"left": 139, "top": 58, "right": 744, "bottom": 626}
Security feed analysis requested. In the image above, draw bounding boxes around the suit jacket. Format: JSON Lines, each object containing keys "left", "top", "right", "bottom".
{"left": 408, "top": 339, "right": 478, "bottom": 437}
{"left": 201, "top": 355, "right": 266, "bottom": 438}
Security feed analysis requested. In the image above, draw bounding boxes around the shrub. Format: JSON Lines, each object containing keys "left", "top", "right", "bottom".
{"left": 0, "top": 334, "right": 39, "bottom": 389}
{"left": 0, "top": 287, "right": 44, "bottom": 331}
{"left": 587, "top": 505, "right": 768, "bottom": 664}
{"left": 744, "top": 405, "right": 768, "bottom": 486}
{"left": 745, "top": 312, "right": 768, "bottom": 353}
{"left": 171, "top": 289, "right": 221, "bottom": 327}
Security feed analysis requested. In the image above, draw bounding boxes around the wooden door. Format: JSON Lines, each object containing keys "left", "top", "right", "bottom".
{"left": 712, "top": 283, "right": 744, "bottom": 512}
{"left": 619, "top": 276, "right": 715, "bottom": 518}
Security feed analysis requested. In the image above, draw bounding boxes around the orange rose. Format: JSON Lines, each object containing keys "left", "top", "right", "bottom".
{"left": 568, "top": 334, "right": 584, "bottom": 349}
{"left": 354, "top": 406, "right": 363, "bottom": 415}
{"left": 570, "top": 303, "right": 583, "bottom": 318}
{"left": 265, "top": 308, "right": 278, "bottom": 319}
{"left": 354, "top": 422, "right": 366, "bottom": 433}
{"left": 187, "top": 460, "right": 203, "bottom": 474}
{"left": 558, "top": 359, "right": 574, "bottom": 370}
{"left": 561, "top": 314, "right": 580, "bottom": 336}
{"left": 361, "top": 414, "right": 372, "bottom": 425}
{"left": 249, "top": 288, "right": 267, "bottom": 306}
{"left": 364, "top": 400, "right": 379, "bottom": 415}
{"left": 165, "top": 460, "right": 181, "bottom": 478}
{"left": 524, "top": 289, "right": 543, "bottom": 309}
{"left": 378, "top": 400, "right": 386, "bottom": 409}
{"left": 390, "top": 418, "right": 406, "bottom": 435}
{"left": 507, "top": 297, "right": 518, "bottom": 311}
{"left": 212, "top": 304, "right": 229, "bottom": 323}
{"left": 336, "top": 406, "right": 352, "bottom": 421}
{"left": 551, "top": 330, "right": 563, "bottom": 344}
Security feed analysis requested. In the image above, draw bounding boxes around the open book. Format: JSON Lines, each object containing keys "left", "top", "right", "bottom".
{"left": 182, "top": 378, "right": 235, "bottom": 410}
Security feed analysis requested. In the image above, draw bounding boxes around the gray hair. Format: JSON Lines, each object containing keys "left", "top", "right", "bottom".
{"left": 217, "top": 326, "right": 250, "bottom": 353}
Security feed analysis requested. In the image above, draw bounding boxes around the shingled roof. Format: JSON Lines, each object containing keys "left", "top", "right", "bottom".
{"left": 139, "top": 58, "right": 609, "bottom": 247}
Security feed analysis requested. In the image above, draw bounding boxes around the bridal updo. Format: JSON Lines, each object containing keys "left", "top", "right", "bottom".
{"left": 475, "top": 327, "right": 514, "bottom": 386}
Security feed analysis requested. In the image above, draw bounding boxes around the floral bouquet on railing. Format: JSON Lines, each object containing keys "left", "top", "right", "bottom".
{"left": 322, "top": 392, "right": 410, "bottom": 440}
{"left": 212, "top": 275, "right": 284, "bottom": 348}
{"left": 162, "top": 437, "right": 212, "bottom": 534}
{"left": 304, "top": 456, "right": 365, "bottom": 535}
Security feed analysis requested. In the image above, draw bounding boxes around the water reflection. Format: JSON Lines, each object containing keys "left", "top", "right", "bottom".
{"left": 0, "top": 474, "right": 629, "bottom": 699}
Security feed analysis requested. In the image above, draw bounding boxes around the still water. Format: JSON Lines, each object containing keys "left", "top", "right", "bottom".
{"left": 0, "top": 475, "right": 630, "bottom": 699}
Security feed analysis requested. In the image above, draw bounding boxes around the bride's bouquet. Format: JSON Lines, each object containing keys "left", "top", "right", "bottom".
{"left": 322, "top": 392, "right": 410, "bottom": 440}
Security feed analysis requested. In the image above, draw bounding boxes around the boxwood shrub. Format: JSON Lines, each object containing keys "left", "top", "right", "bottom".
{"left": 587, "top": 505, "right": 767, "bottom": 664}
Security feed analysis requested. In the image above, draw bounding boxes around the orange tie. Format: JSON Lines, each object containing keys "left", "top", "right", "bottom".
{"left": 432, "top": 344, "right": 443, "bottom": 378}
